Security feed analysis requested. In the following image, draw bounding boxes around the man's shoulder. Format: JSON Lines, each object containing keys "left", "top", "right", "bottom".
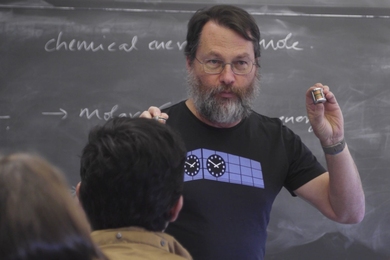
{"left": 162, "top": 100, "right": 187, "bottom": 113}
{"left": 249, "top": 110, "right": 281, "bottom": 122}
{"left": 246, "top": 110, "right": 285, "bottom": 129}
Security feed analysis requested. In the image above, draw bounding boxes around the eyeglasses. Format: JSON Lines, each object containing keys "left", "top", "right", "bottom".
{"left": 195, "top": 57, "right": 257, "bottom": 75}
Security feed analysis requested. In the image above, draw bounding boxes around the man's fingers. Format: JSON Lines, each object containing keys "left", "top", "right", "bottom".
{"left": 139, "top": 106, "right": 168, "bottom": 123}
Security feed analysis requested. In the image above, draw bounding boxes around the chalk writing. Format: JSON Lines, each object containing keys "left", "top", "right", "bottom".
{"left": 261, "top": 33, "right": 303, "bottom": 51}
{"left": 44, "top": 32, "right": 302, "bottom": 53}
{"left": 280, "top": 115, "right": 309, "bottom": 124}
{"left": 79, "top": 105, "right": 140, "bottom": 120}
{"left": 279, "top": 115, "right": 313, "bottom": 132}
{"left": 44, "top": 32, "right": 138, "bottom": 52}
{"left": 177, "top": 41, "right": 187, "bottom": 51}
{"left": 42, "top": 108, "right": 67, "bottom": 119}
{"left": 148, "top": 33, "right": 302, "bottom": 52}
{"left": 79, "top": 103, "right": 171, "bottom": 121}
{"left": 148, "top": 40, "right": 187, "bottom": 51}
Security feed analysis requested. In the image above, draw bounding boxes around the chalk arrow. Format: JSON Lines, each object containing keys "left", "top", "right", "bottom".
{"left": 42, "top": 108, "right": 67, "bottom": 119}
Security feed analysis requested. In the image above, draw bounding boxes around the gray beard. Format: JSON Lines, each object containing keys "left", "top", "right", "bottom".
{"left": 187, "top": 71, "right": 260, "bottom": 125}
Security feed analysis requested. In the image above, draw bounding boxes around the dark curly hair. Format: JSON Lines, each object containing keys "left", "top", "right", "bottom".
{"left": 79, "top": 117, "right": 187, "bottom": 231}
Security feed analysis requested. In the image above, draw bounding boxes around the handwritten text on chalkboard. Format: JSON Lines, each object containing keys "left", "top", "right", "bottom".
{"left": 44, "top": 32, "right": 303, "bottom": 52}
{"left": 44, "top": 32, "right": 139, "bottom": 52}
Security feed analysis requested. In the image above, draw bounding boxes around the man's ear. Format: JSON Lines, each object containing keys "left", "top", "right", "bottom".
{"left": 75, "top": 182, "right": 81, "bottom": 200}
{"left": 169, "top": 195, "right": 183, "bottom": 222}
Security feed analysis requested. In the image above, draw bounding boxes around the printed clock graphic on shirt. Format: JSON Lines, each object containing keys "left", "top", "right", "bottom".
{"left": 184, "top": 148, "right": 265, "bottom": 189}
{"left": 206, "top": 154, "right": 226, "bottom": 177}
{"left": 184, "top": 154, "right": 200, "bottom": 176}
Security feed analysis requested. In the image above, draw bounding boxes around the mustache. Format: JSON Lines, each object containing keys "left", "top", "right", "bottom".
{"left": 186, "top": 69, "right": 261, "bottom": 106}
{"left": 210, "top": 84, "right": 249, "bottom": 100}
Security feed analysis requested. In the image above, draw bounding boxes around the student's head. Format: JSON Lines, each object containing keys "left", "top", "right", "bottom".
{"left": 185, "top": 4, "right": 261, "bottom": 65}
{"left": 0, "top": 153, "right": 106, "bottom": 260}
{"left": 77, "top": 117, "right": 187, "bottom": 232}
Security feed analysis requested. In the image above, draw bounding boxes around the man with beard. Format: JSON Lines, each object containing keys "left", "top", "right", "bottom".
{"left": 141, "top": 5, "right": 365, "bottom": 260}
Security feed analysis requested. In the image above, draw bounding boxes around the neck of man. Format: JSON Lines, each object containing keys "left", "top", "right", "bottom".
{"left": 185, "top": 99, "right": 242, "bottom": 128}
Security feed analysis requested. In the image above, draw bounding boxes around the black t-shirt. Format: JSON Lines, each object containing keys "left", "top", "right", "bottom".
{"left": 164, "top": 101, "right": 325, "bottom": 260}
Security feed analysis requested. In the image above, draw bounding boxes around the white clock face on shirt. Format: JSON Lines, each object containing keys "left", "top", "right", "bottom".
{"left": 185, "top": 154, "right": 201, "bottom": 176}
{"left": 206, "top": 154, "right": 226, "bottom": 177}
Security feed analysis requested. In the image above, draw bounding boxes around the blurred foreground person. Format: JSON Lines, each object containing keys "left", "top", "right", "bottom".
{"left": 0, "top": 153, "right": 107, "bottom": 260}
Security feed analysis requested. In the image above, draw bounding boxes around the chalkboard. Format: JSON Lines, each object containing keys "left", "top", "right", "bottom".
{"left": 0, "top": 3, "right": 389, "bottom": 259}
{"left": 5, "top": 0, "right": 390, "bottom": 9}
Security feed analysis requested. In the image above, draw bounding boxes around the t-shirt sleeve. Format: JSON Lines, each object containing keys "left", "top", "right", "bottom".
{"left": 282, "top": 125, "right": 327, "bottom": 196}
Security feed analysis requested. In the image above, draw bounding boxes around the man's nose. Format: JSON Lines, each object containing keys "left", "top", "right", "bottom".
{"left": 219, "top": 64, "right": 235, "bottom": 85}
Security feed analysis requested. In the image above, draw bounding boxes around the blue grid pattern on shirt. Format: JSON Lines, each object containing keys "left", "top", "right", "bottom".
{"left": 184, "top": 148, "right": 264, "bottom": 189}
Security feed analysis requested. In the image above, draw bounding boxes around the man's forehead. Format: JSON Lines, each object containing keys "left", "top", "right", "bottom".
{"left": 197, "top": 21, "right": 255, "bottom": 58}
{"left": 200, "top": 51, "right": 253, "bottom": 60}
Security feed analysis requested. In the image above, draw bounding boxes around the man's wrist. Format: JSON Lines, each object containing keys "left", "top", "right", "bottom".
{"left": 322, "top": 138, "right": 346, "bottom": 155}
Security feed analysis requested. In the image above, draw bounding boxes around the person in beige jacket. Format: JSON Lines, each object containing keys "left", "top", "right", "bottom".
{"left": 76, "top": 117, "right": 192, "bottom": 260}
